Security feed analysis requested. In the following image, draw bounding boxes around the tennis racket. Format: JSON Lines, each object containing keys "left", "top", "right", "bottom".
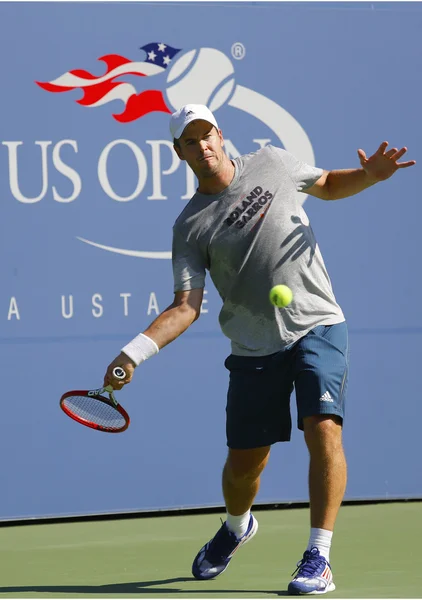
{"left": 60, "top": 367, "right": 130, "bottom": 433}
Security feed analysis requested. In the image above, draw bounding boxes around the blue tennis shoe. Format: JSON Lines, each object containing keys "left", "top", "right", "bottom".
{"left": 288, "top": 547, "right": 335, "bottom": 595}
{"left": 192, "top": 514, "right": 258, "bottom": 580}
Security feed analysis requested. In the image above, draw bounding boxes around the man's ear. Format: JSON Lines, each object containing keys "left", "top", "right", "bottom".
{"left": 218, "top": 128, "right": 225, "bottom": 147}
{"left": 173, "top": 144, "right": 185, "bottom": 161}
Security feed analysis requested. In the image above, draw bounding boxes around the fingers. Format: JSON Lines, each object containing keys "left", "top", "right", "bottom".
{"left": 385, "top": 146, "right": 416, "bottom": 168}
{"left": 357, "top": 149, "right": 367, "bottom": 162}
{"left": 389, "top": 147, "right": 407, "bottom": 160}
{"left": 397, "top": 160, "right": 417, "bottom": 169}
{"left": 103, "top": 371, "right": 119, "bottom": 388}
{"left": 103, "top": 370, "right": 113, "bottom": 387}
{"left": 364, "top": 143, "right": 415, "bottom": 167}
{"left": 109, "top": 369, "right": 131, "bottom": 389}
{"left": 376, "top": 141, "right": 389, "bottom": 154}
{"left": 103, "top": 358, "right": 135, "bottom": 389}
{"left": 110, "top": 379, "right": 126, "bottom": 391}
{"left": 389, "top": 147, "right": 416, "bottom": 167}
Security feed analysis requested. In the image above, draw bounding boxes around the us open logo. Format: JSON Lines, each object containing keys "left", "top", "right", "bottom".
{"left": 36, "top": 42, "right": 316, "bottom": 259}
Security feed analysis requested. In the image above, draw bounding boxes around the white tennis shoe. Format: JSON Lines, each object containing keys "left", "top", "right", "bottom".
{"left": 288, "top": 547, "right": 335, "bottom": 595}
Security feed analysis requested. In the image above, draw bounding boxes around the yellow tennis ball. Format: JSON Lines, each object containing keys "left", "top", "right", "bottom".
{"left": 269, "top": 285, "right": 293, "bottom": 308}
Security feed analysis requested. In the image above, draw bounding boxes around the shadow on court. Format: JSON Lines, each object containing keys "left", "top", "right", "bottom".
{"left": 0, "top": 576, "right": 290, "bottom": 596}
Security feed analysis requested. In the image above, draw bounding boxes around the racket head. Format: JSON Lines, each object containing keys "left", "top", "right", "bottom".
{"left": 60, "top": 389, "right": 130, "bottom": 433}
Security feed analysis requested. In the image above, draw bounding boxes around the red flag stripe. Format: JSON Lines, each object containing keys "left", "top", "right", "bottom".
{"left": 113, "top": 90, "right": 171, "bottom": 123}
{"left": 76, "top": 80, "right": 125, "bottom": 106}
{"left": 35, "top": 81, "right": 74, "bottom": 93}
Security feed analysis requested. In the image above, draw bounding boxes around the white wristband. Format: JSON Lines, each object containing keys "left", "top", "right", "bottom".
{"left": 121, "top": 333, "right": 159, "bottom": 366}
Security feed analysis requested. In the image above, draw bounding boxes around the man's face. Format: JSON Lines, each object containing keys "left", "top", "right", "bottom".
{"left": 174, "top": 119, "right": 225, "bottom": 178}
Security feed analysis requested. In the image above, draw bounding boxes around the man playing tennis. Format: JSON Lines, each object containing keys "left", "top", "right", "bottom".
{"left": 103, "top": 104, "right": 415, "bottom": 594}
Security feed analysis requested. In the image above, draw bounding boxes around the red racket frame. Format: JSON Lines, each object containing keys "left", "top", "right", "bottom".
{"left": 60, "top": 389, "right": 130, "bottom": 433}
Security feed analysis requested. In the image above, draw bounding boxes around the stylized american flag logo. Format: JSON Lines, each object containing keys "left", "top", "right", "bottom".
{"left": 36, "top": 42, "right": 181, "bottom": 123}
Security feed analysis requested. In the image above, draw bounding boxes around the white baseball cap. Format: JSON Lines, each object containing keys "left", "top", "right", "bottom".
{"left": 170, "top": 104, "right": 219, "bottom": 140}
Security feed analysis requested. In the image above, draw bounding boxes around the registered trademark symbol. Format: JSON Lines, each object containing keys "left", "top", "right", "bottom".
{"left": 231, "top": 42, "right": 246, "bottom": 60}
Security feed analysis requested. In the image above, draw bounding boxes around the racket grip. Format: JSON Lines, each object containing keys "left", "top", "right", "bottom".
{"left": 112, "top": 367, "right": 126, "bottom": 380}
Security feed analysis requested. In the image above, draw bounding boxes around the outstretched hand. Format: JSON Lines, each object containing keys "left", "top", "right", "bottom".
{"left": 358, "top": 142, "right": 416, "bottom": 183}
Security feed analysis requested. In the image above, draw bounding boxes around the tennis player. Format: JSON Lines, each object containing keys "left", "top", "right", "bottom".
{"left": 103, "top": 104, "right": 415, "bottom": 594}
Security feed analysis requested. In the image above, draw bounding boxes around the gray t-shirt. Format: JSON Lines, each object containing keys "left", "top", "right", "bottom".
{"left": 172, "top": 145, "right": 345, "bottom": 356}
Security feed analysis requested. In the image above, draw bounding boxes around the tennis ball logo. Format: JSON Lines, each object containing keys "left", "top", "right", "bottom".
{"left": 166, "top": 48, "right": 236, "bottom": 112}
{"left": 269, "top": 285, "right": 293, "bottom": 308}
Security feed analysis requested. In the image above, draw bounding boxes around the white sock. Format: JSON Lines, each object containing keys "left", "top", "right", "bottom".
{"left": 307, "top": 528, "right": 333, "bottom": 563}
{"left": 226, "top": 510, "right": 251, "bottom": 538}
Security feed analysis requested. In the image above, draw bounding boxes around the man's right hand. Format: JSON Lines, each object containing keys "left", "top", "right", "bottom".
{"left": 103, "top": 352, "right": 136, "bottom": 389}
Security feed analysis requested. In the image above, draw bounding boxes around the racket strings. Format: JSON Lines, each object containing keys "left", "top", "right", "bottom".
{"left": 63, "top": 395, "right": 126, "bottom": 430}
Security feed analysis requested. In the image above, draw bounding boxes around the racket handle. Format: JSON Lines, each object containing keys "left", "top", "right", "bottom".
{"left": 113, "top": 367, "right": 126, "bottom": 380}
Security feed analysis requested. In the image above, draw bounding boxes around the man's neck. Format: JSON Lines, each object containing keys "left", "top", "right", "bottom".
{"left": 197, "top": 158, "right": 235, "bottom": 195}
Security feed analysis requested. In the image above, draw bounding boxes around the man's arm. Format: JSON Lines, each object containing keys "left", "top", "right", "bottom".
{"left": 305, "top": 142, "right": 415, "bottom": 201}
{"left": 305, "top": 168, "right": 376, "bottom": 201}
{"left": 104, "top": 288, "right": 204, "bottom": 387}
{"left": 143, "top": 288, "right": 204, "bottom": 348}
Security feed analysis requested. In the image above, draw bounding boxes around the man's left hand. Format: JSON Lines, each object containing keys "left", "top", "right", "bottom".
{"left": 358, "top": 142, "right": 416, "bottom": 183}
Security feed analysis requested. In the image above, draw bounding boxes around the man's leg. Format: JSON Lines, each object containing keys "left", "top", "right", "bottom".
{"left": 303, "top": 415, "right": 347, "bottom": 532}
{"left": 288, "top": 417, "right": 345, "bottom": 595}
{"left": 191, "top": 446, "right": 270, "bottom": 580}
{"left": 223, "top": 446, "right": 271, "bottom": 516}
{"left": 191, "top": 351, "right": 291, "bottom": 581}
{"left": 288, "top": 323, "right": 348, "bottom": 595}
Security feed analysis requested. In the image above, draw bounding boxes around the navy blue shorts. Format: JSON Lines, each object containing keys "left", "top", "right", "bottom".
{"left": 225, "top": 322, "right": 349, "bottom": 449}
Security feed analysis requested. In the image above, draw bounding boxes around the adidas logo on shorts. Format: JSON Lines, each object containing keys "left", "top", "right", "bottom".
{"left": 319, "top": 391, "right": 334, "bottom": 402}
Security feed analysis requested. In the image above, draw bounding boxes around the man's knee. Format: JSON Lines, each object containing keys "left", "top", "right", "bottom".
{"left": 224, "top": 446, "right": 270, "bottom": 483}
{"left": 303, "top": 415, "right": 343, "bottom": 452}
